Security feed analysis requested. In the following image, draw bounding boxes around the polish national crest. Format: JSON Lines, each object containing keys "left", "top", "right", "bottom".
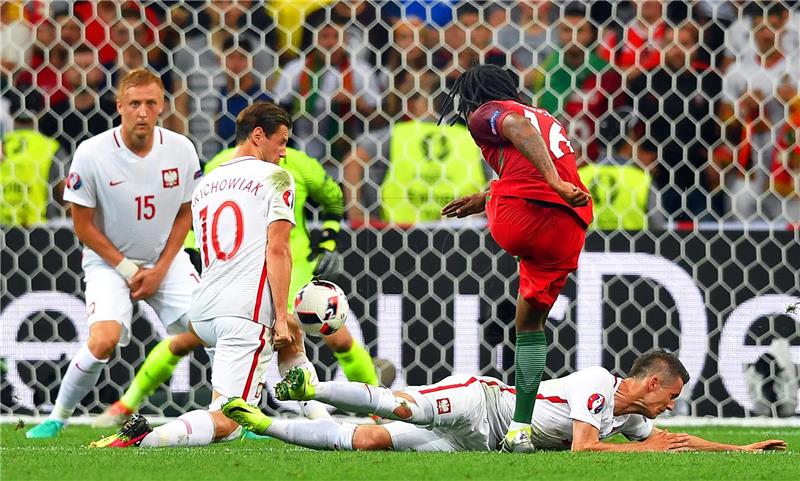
{"left": 162, "top": 168, "right": 180, "bottom": 188}
{"left": 436, "top": 398, "right": 451, "bottom": 414}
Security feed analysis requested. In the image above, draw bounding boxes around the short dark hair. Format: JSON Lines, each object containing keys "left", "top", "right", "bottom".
{"left": 234, "top": 102, "right": 292, "bottom": 145}
{"left": 629, "top": 351, "right": 690, "bottom": 384}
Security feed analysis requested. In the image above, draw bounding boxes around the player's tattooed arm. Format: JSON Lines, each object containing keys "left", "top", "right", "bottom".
{"left": 501, "top": 113, "right": 590, "bottom": 207}
{"left": 501, "top": 113, "right": 561, "bottom": 186}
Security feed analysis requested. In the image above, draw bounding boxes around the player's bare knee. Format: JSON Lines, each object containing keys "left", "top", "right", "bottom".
{"left": 169, "top": 332, "right": 202, "bottom": 356}
{"left": 210, "top": 410, "right": 240, "bottom": 441}
{"left": 388, "top": 392, "right": 434, "bottom": 425}
{"left": 323, "top": 327, "right": 353, "bottom": 353}
{"left": 352, "top": 425, "right": 392, "bottom": 451}
{"left": 391, "top": 392, "right": 415, "bottom": 419}
{"left": 87, "top": 333, "right": 119, "bottom": 359}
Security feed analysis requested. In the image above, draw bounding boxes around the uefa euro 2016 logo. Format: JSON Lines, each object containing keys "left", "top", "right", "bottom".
{"left": 587, "top": 393, "right": 606, "bottom": 414}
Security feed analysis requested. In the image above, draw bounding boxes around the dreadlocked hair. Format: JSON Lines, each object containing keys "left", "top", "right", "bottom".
{"left": 438, "top": 64, "right": 521, "bottom": 126}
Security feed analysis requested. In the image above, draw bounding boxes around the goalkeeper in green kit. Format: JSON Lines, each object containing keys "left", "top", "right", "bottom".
{"left": 95, "top": 147, "right": 380, "bottom": 427}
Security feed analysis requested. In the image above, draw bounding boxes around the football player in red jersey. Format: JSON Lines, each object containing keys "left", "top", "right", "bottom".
{"left": 440, "top": 64, "right": 592, "bottom": 452}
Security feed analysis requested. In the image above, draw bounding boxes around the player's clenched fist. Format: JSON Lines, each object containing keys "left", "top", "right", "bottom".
{"left": 552, "top": 180, "right": 591, "bottom": 207}
{"left": 272, "top": 318, "right": 294, "bottom": 350}
{"left": 129, "top": 266, "right": 168, "bottom": 301}
{"left": 441, "top": 192, "right": 489, "bottom": 218}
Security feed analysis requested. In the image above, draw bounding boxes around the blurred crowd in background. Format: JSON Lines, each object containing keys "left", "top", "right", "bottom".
{"left": 1, "top": 0, "right": 799, "bottom": 229}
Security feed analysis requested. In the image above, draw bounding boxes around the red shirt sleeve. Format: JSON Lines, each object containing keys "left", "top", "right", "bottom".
{"left": 467, "top": 101, "right": 514, "bottom": 146}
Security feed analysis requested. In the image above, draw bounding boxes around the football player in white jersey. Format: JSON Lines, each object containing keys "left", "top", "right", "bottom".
{"left": 92, "top": 102, "right": 302, "bottom": 448}
{"left": 27, "top": 69, "right": 203, "bottom": 439}
{"left": 222, "top": 351, "right": 786, "bottom": 453}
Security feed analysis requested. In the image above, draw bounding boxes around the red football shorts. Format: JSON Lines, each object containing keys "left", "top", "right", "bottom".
{"left": 486, "top": 195, "right": 586, "bottom": 311}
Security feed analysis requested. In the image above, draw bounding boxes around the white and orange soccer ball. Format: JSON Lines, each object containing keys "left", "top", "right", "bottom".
{"left": 293, "top": 280, "right": 348, "bottom": 337}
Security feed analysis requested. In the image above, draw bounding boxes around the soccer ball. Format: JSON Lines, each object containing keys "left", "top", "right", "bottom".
{"left": 293, "top": 280, "right": 349, "bottom": 337}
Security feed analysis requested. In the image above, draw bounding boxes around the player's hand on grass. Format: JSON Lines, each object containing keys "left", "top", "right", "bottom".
{"left": 552, "top": 180, "right": 591, "bottom": 207}
{"left": 272, "top": 318, "right": 293, "bottom": 350}
{"left": 128, "top": 266, "right": 167, "bottom": 301}
{"left": 742, "top": 440, "right": 788, "bottom": 452}
{"left": 643, "top": 429, "right": 690, "bottom": 451}
{"left": 441, "top": 193, "right": 488, "bottom": 218}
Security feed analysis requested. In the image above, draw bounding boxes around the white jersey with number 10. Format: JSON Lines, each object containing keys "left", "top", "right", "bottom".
{"left": 188, "top": 156, "right": 296, "bottom": 327}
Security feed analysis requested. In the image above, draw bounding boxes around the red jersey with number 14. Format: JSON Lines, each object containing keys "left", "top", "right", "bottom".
{"left": 467, "top": 100, "right": 593, "bottom": 227}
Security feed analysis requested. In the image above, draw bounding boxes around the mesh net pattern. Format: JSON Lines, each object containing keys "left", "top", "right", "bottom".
{"left": 1, "top": 1, "right": 799, "bottom": 418}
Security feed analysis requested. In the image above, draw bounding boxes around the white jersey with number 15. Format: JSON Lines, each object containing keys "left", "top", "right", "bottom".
{"left": 188, "top": 156, "right": 296, "bottom": 327}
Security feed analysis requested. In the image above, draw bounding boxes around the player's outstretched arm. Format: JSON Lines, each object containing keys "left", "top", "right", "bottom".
{"left": 677, "top": 431, "right": 787, "bottom": 452}
{"left": 267, "top": 219, "right": 294, "bottom": 350}
{"left": 501, "top": 113, "right": 590, "bottom": 207}
{"left": 571, "top": 421, "right": 689, "bottom": 452}
{"left": 441, "top": 192, "right": 488, "bottom": 218}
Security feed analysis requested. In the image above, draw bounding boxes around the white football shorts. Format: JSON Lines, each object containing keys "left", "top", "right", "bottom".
{"left": 403, "top": 375, "right": 496, "bottom": 452}
{"left": 83, "top": 251, "right": 199, "bottom": 346}
{"left": 191, "top": 316, "right": 273, "bottom": 411}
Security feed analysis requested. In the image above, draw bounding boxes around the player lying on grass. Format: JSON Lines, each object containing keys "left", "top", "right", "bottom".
{"left": 218, "top": 351, "right": 786, "bottom": 452}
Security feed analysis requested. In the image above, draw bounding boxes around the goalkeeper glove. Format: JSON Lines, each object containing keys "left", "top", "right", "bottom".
{"left": 310, "top": 227, "right": 344, "bottom": 278}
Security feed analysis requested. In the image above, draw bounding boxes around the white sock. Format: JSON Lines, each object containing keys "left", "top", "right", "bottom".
{"left": 314, "top": 382, "right": 393, "bottom": 415}
{"left": 139, "top": 410, "right": 215, "bottom": 447}
{"left": 301, "top": 401, "right": 332, "bottom": 420}
{"left": 278, "top": 353, "right": 319, "bottom": 382}
{"left": 50, "top": 344, "right": 107, "bottom": 421}
{"left": 314, "top": 382, "right": 433, "bottom": 424}
{"left": 266, "top": 418, "right": 356, "bottom": 451}
{"left": 507, "top": 421, "right": 530, "bottom": 431}
{"left": 278, "top": 353, "right": 329, "bottom": 419}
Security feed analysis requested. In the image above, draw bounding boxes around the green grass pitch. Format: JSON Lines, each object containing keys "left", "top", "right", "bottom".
{"left": 1, "top": 424, "right": 798, "bottom": 481}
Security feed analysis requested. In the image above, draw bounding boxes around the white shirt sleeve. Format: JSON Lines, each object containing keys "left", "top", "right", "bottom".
{"left": 565, "top": 368, "right": 615, "bottom": 430}
{"left": 62, "top": 144, "right": 97, "bottom": 208}
{"left": 266, "top": 167, "right": 296, "bottom": 226}
{"left": 619, "top": 415, "right": 654, "bottom": 441}
{"left": 182, "top": 137, "right": 202, "bottom": 203}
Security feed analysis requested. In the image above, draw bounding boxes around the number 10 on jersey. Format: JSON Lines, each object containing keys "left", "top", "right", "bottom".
{"left": 199, "top": 201, "right": 244, "bottom": 267}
